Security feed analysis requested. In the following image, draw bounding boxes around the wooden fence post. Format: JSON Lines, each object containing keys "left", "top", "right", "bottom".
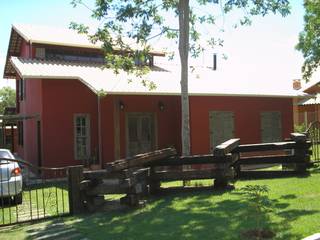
{"left": 213, "top": 139, "right": 240, "bottom": 189}
{"left": 68, "top": 165, "right": 85, "bottom": 215}
{"left": 149, "top": 167, "right": 161, "bottom": 194}
{"left": 291, "top": 133, "right": 309, "bottom": 173}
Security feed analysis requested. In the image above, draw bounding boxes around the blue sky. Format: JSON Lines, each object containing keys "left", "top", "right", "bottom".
{"left": 0, "top": 0, "right": 306, "bottom": 90}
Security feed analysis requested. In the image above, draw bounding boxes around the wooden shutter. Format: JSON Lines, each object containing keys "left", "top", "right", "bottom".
{"left": 209, "top": 111, "right": 234, "bottom": 150}
{"left": 261, "top": 111, "right": 282, "bottom": 143}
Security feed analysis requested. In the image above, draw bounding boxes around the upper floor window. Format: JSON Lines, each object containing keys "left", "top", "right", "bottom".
{"left": 44, "top": 48, "right": 155, "bottom": 66}
{"left": 46, "top": 48, "right": 104, "bottom": 64}
{"left": 35, "top": 48, "right": 46, "bottom": 59}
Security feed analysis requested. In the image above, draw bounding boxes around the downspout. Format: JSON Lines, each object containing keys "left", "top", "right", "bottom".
{"left": 97, "top": 95, "right": 103, "bottom": 169}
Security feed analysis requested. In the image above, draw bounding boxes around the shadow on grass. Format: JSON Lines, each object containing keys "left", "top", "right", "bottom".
{"left": 24, "top": 189, "right": 317, "bottom": 240}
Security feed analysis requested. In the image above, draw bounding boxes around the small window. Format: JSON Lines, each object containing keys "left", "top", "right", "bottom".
{"left": 74, "top": 114, "right": 90, "bottom": 160}
{"left": 35, "top": 48, "right": 46, "bottom": 59}
{"left": 260, "top": 111, "right": 282, "bottom": 143}
{"left": 18, "top": 79, "right": 25, "bottom": 101}
{"left": 18, "top": 121, "right": 24, "bottom": 146}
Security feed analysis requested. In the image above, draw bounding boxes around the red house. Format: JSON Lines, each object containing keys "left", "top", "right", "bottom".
{"left": 3, "top": 24, "right": 303, "bottom": 168}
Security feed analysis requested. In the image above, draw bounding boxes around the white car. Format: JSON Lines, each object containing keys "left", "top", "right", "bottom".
{"left": 0, "top": 149, "right": 23, "bottom": 204}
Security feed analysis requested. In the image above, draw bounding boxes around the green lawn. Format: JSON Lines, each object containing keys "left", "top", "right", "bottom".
{"left": 1, "top": 168, "right": 320, "bottom": 239}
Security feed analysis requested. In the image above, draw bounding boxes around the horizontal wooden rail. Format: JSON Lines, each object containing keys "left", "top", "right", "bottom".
{"left": 146, "top": 155, "right": 236, "bottom": 167}
{"left": 83, "top": 168, "right": 134, "bottom": 180}
{"left": 85, "top": 179, "right": 132, "bottom": 195}
{"left": 150, "top": 169, "right": 233, "bottom": 182}
{"left": 233, "top": 141, "right": 310, "bottom": 153}
{"left": 234, "top": 155, "right": 306, "bottom": 165}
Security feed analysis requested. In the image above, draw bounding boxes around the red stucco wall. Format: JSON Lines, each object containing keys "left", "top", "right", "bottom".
{"left": 16, "top": 40, "right": 43, "bottom": 166}
{"left": 189, "top": 96, "right": 293, "bottom": 154}
{"left": 100, "top": 95, "right": 181, "bottom": 162}
{"left": 21, "top": 78, "right": 294, "bottom": 167}
{"left": 41, "top": 79, "right": 98, "bottom": 167}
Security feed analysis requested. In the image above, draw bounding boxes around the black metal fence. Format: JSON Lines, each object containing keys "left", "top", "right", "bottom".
{"left": 0, "top": 158, "right": 69, "bottom": 226}
{"left": 306, "top": 121, "right": 320, "bottom": 164}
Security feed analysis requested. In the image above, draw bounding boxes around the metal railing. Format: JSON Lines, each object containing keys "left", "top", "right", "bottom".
{"left": 306, "top": 121, "right": 320, "bottom": 164}
{"left": 0, "top": 158, "right": 70, "bottom": 226}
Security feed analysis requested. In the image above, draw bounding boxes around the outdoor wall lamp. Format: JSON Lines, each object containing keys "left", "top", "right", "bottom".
{"left": 158, "top": 101, "right": 165, "bottom": 111}
{"left": 119, "top": 101, "right": 125, "bottom": 110}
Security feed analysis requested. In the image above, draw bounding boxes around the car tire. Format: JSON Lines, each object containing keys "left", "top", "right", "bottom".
{"left": 14, "top": 193, "right": 22, "bottom": 205}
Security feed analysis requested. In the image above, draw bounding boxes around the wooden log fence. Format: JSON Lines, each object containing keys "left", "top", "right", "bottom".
{"left": 233, "top": 133, "right": 311, "bottom": 178}
{"left": 67, "top": 133, "right": 311, "bottom": 214}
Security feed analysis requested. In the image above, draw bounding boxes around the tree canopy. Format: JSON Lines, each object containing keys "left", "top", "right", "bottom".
{"left": 297, "top": 0, "right": 320, "bottom": 82}
{"left": 71, "top": 0, "right": 290, "bottom": 74}
{"left": 0, "top": 87, "right": 15, "bottom": 115}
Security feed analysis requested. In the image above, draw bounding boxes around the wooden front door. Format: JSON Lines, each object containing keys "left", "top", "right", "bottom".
{"left": 209, "top": 111, "right": 235, "bottom": 151}
{"left": 126, "top": 113, "right": 156, "bottom": 157}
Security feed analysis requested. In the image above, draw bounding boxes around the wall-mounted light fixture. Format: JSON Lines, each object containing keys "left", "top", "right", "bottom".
{"left": 158, "top": 101, "right": 165, "bottom": 111}
{"left": 119, "top": 101, "right": 125, "bottom": 110}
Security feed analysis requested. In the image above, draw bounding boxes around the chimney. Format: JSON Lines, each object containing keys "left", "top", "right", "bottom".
{"left": 293, "top": 79, "right": 301, "bottom": 90}
{"left": 213, "top": 53, "right": 217, "bottom": 71}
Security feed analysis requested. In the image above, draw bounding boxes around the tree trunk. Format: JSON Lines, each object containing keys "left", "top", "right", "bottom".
{"left": 178, "top": 0, "right": 190, "bottom": 157}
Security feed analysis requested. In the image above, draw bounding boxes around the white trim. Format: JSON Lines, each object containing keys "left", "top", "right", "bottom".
{"left": 12, "top": 24, "right": 31, "bottom": 42}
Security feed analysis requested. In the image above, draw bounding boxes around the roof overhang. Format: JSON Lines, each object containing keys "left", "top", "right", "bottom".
{"left": 9, "top": 57, "right": 305, "bottom": 99}
{"left": 3, "top": 28, "right": 23, "bottom": 78}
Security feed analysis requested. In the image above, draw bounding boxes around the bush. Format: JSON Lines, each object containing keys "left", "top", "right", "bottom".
{"left": 294, "top": 123, "right": 307, "bottom": 133}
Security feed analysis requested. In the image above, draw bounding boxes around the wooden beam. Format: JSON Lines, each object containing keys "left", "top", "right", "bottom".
{"left": 291, "top": 133, "right": 307, "bottom": 142}
{"left": 146, "top": 154, "right": 238, "bottom": 167}
{"left": 150, "top": 169, "right": 233, "bottom": 182}
{"left": 146, "top": 155, "right": 212, "bottom": 166}
{"left": 235, "top": 155, "right": 305, "bottom": 165}
{"left": 83, "top": 168, "right": 134, "bottom": 180}
{"left": 68, "top": 166, "right": 85, "bottom": 214}
{"left": 213, "top": 138, "right": 240, "bottom": 156}
{"left": 86, "top": 179, "right": 132, "bottom": 195}
{"left": 234, "top": 141, "right": 310, "bottom": 153}
{"left": 106, "top": 148, "right": 177, "bottom": 172}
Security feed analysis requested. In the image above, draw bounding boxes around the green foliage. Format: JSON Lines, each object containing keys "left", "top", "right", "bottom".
{"left": 240, "top": 185, "right": 273, "bottom": 232}
{"left": 0, "top": 87, "right": 15, "bottom": 114}
{"left": 296, "top": 0, "right": 320, "bottom": 82}
{"left": 70, "top": 0, "right": 290, "bottom": 74}
{"left": 294, "top": 123, "right": 307, "bottom": 133}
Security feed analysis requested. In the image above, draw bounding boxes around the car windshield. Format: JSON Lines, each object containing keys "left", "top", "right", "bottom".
{"left": 0, "top": 151, "right": 13, "bottom": 162}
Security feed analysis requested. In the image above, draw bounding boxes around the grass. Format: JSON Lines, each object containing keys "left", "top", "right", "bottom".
{"left": 1, "top": 168, "right": 320, "bottom": 239}
{"left": 0, "top": 183, "right": 69, "bottom": 226}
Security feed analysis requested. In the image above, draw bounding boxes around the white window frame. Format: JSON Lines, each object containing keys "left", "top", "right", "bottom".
{"left": 74, "top": 114, "right": 90, "bottom": 160}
